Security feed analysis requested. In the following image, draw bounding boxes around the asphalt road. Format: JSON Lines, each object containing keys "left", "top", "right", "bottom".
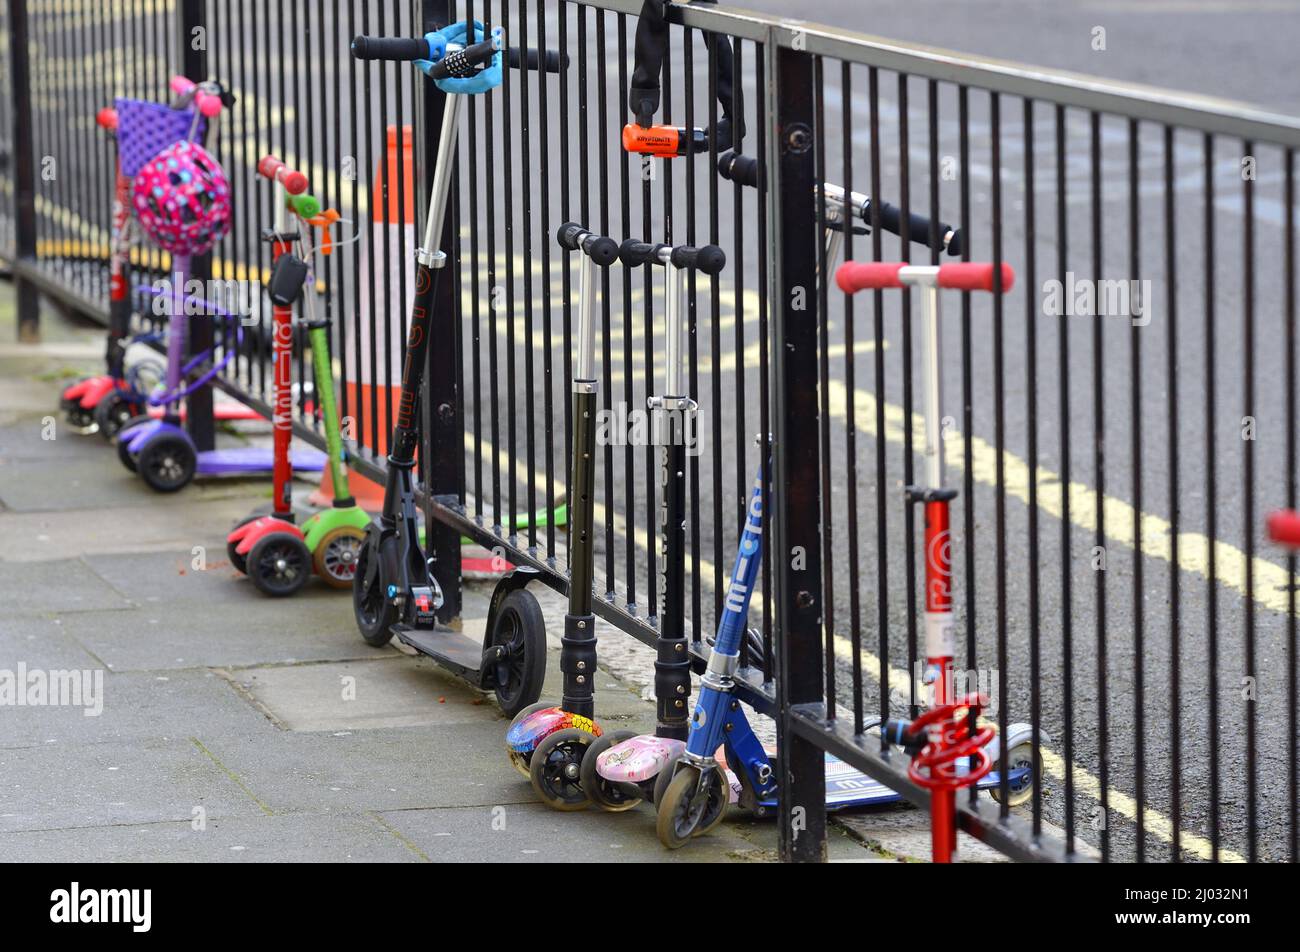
{"left": 14, "top": 0, "right": 1300, "bottom": 863}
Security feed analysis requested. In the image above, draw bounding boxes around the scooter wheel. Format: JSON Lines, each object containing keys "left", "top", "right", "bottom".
{"left": 488, "top": 589, "right": 547, "bottom": 716}
{"left": 529, "top": 727, "right": 596, "bottom": 811}
{"left": 115, "top": 415, "right": 151, "bottom": 473}
{"left": 313, "top": 525, "right": 367, "bottom": 589}
{"left": 94, "top": 392, "right": 142, "bottom": 440}
{"left": 579, "top": 730, "right": 643, "bottom": 812}
{"left": 656, "top": 765, "right": 728, "bottom": 850}
{"left": 989, "top": 739, "right": 1039, "bottom": 808}
{"left": 506, "top": 701, "right": 554, "bottom": 778}
{"left": 226, "top": 514, "right": 260, "bottom": 575}
{"left": 136, "top": 433, "right": 196, "bottom": 492}
{"left": 247, "top": 532, "right": 312, "bottom": 597}
{"left": 65, "top": 402, "right": 98, "bottom": 435}
{"left": 352, "top": 534, "right": 399, "bottom": 646}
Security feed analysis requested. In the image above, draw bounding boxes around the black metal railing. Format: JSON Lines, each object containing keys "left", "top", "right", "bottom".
{"left": 3, "top": 0, "right": 1298, "bottom": 864}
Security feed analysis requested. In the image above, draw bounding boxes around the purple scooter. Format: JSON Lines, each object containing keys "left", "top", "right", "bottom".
{"left": 117, "top": 253, "right": 325, "bottom": 492}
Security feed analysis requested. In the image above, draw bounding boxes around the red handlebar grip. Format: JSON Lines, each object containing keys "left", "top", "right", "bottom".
{"left": 835, "top": 261, "right": 905, "bottom": 294}
{"left": 1267, "top": 510, "right": 1300, "bottom": 548}
{"left": 96, "top": 107, "right": 118, "bottom": 131}
{"left": 257, "top": 155, "right": 309, "bottom": 194}
{"left": 937, "top": 262, "right": 1016, "bottom": 293}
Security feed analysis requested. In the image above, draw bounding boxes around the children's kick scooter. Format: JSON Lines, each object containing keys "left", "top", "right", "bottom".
{"left": 503, "top": 223, "right": 623, "bottom": 810}
{"left": 838, "top": 259, "right": 1034, "bottom": 862}
{"left": 226, "top": 157, "right": 369, "bottom": 595}
{"left": 350, "top": 21, "right": 551, "bottom": 716}
{"left": 579, "top": 239, "right": 726, "bottom": 812}
{"left": 62, "top": 79, "right": 258, "bottom": 438}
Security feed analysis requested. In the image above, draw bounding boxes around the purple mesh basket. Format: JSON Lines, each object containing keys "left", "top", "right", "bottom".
{"left": 114, "top": 98, "right": 206, "bottom": 178}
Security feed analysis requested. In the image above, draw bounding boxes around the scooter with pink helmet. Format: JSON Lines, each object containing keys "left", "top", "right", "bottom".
{"left": 116, "top": 83, "right": 325, "bottom": 492}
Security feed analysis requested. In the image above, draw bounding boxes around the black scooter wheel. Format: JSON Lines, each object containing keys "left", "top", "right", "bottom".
{"left": 94, "top": 392, "right": 142, "bottom": 440}
{"left": 226, "top": 514, "right": 261, "bottom": 575}
{"left": 247, "top": 532, "right": 312, "bottom": 597}
{"left": 656, "top": 764, "right": 728, "bottom": 850}
{"left": 115, "top": 415, "right": 151, "bottom": 473}
{"left": 579, "top": 730, "right": 643, "bottom": 812}
{"left": 136, "top": 433, "right": 196, "bottom": 492}
{"left": 529, "top": 727, "right": 596, "bottom": 811}
{"left": 65, "top": 402, "right": 98, "bottom": 435}
{"left": 488, "top": 589, "right": 547, "bottom": 716}
{"left": 352, "top": 534, "right": 398, "bottom": 646}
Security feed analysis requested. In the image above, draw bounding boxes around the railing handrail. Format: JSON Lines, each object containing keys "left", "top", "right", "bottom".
{"left": 582, "top": 0, "right": 1300, "bottom": 146}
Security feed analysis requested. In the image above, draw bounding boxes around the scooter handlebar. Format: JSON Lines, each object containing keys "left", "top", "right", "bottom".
{"left": 351, "top": 33, "right": 566, "bottom": 73}
{"left": 836, "top": 261, "right": 1014, "bottom": 294}
{"left": 869, "top": 198, "right": 963, "bottom": 257}
{"left": 619, "top": 239, "right": 668, "bottom": 267}
{"left": 170, "top": 75, "right": 224, "bottom": 117}
{"left": 257, "top": 155, "right": 309, "bottom": 195}
{"left": 556, "top": 222, "right": 619, "bottom": 265}
{"left": 1267, "top": 509, "right": 1300, "bottom": 548}
{"left": 717, "top": 150, "right": 761, "bottom": 189}
{"left": 671, "top": 244, "right": 726, "bottom": 276}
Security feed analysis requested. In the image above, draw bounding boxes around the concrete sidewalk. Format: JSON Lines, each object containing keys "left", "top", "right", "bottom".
{"left": 0, "top": 289, "right": 912, "bottom": 863}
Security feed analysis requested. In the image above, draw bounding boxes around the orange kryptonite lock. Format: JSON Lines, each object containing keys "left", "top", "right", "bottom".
{"left": 622, "top": 123, "right": 706, "bottom": 158}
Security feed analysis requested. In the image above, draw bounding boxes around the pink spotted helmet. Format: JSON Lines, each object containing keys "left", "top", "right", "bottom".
{"left": 132, "top": 140, "right": 232, "bottom": 256}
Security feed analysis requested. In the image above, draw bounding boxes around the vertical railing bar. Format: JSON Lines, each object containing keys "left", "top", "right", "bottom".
{"left": 814, "top": 55, "right": 835, "bottom": 716}
{"left": 559, "top": 1, "right": 572, "bottom": 499}
{"left": 990, "top": 90, "right": 1009, "bottom": 818}
{"left": 895, "top": 72, "right": 919, "bottom": 719}
{"left": 1023, "top": 95, "right": 1043, "bottom": 842}
{"left": 595, "top": 9, "right": 615, "bottom": 601}
{"left": 519, "top": 0, "right": 538, "bottom": 554}
{"left": 842, "top": 60, "right": 863, "bottom": 736}
{"left": 733, "top": 36, "right": 747, "bottom": 658}
{"left": 1204, "top": 131, "right": 1220, "bottom": 862}
{"left": 1128, "top": 117, "right": 1145, "bottom": 862}
{"left": 1055, "top": 102, "right": 1075, "bottom": 855}
{"left": 485, "top": 0, "right": 501, "bottom": 531}
{"left": 1090, "top": 108, "right": 1109, "bottom": 861}
{"left": 502, "top": 0, "right": 520, "bottom": 544}
{"left": 869, "top": 64, "right": 890, "bottom": 748}
{"left": 615, "top": 11, "right": 638, "bottom": 612}
{"left": 1242, "top": 134, "right": 1257, "bottom": 863}
{"left": 756, "top": 43, "right": 774, "bottom": 680}
{"left": 1284, "top": 148, "right": 1297, "bottom": 864}
{"left": 1164, "top": 122, "right": 1182, "bottom": 863}
{"left": 467, "top": 10, "right": 485, "bottom": 522}
{"left": 536, "top": 0, "right": 557, "bottom": 564}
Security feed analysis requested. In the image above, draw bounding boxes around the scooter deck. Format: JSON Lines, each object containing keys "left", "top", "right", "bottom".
{"left": 392, "top": 624, "right": 483, "bottom": 679}
{"left": 746, "top": 753, "right": 1029, "bottom": 810}
{"left": 200, "top": 446, "right": 327, "bottom": 474}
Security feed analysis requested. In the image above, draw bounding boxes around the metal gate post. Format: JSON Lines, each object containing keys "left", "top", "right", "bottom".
{"left": 767, "top": 34, "right": 828, "bottom": 863}
{"left": 420, "top": 0, "right": 464, "bottom": 624}
{"left": 8, "top": 0, "right": 40, "bottom": 341}
{"left": 179, "top": 0, "right": 215, "bottom": 452}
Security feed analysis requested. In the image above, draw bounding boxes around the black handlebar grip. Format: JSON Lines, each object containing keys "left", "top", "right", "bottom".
{"left": 351, "top": 36, "right": 430, "bottom": 61}
{"left": 671, "top": 244, "right": 726, "bottom": 276}
{"left": 507, "top": 47, "right": 567, "bottom": 73}
{"left": 619, "top": 239, "right": 667, "bottom": 267}
{"left": 717, "top": 150, "right": 761, "bottom": 190}
{"left": 881, "top": 718, "right": 927, "bottom": 755}
{"left": 556, "top": 222, "right": 587, "bottom": 251}
{"left": 586, "top": 236, "right": 620, "bottom": 267}
{"left": 428, "top": 39, "right": 500, "bottom": 80}
{"left": 870, "top": 200, "right": 961, "bottom": 257}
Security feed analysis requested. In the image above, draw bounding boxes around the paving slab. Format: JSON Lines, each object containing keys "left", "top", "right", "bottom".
{"left": 0, "top": 737, "right": 269, "bottom": 834}
{"left": 0, "top": 667, "right": 273, "bottom": 749}
{"left": 188, "top": 720, "right": 549, "bottom": 816}
{"left": 0, "top": 557, "right": 133, "bottom": 615}
{"left": 0, "top": 613, "right": 106, "bottom": 669}
{"left": 376, "top": 800, "right": 774, "bottom": 863}
{"left": 0, "top": 812, "right": 421, "bottom": 863}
